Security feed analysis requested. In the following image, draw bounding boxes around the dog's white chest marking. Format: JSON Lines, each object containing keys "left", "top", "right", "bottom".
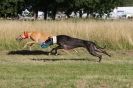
{"left": 52, "top": 36, "right": 57, "bottom": 44}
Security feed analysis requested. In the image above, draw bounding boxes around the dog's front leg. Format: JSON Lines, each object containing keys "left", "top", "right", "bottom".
{"left": 49, "top": 48, "right": 58, "bottom": 55}
{"left": 23, "top": 41, "right": 36, "bottom": 50}
{"left": 49, "top": 46, "right": 62, "bottom": 55}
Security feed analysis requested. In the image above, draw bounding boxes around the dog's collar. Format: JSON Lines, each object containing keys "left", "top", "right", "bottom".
{"left": 52, "top": 36, "right": 57, "bottom": 44}
{"left": 24, "top": 32, "right": 29, "bottom": 38}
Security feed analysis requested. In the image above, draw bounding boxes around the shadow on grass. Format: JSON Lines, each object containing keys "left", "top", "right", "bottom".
{"left": 7, "top": 50, "right": 96, "bottom": 62}
{"left": 7, "top": 50, "right": 49, "bottom": 55}
{"left": 31, "top": 58, "right": 93, "bottom": 62}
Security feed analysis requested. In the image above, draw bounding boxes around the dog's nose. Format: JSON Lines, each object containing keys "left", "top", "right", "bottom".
{"left": 16, "top": 38, "right": 18, "bottom": 40}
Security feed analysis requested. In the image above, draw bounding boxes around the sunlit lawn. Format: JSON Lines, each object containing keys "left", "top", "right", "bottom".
{"left": 0, "top": 50, "right": 132, "bottom": 88}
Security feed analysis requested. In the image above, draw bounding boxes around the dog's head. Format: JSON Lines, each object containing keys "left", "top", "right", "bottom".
{"left": 16, "top": 31, "right": 30, "bottom": 41}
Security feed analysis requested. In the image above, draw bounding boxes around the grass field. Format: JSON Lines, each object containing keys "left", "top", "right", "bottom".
{"left": 0, "top": 20, "right": 133, "bottom": 88}
{"left": 0, "top": 20, "right": 133, "bottom": 50}
{"left": 0, "top": 50, "right": 133, "bottom": 88}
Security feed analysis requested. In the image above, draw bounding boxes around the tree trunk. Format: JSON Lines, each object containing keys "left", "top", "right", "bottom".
{"left": 43, "top": 8, "right": 47, "bottom": 20}
{"left": 52, "top": 8, "right": 57, "bottom": 20}
{"left": 79, "top": 10, "right": 82, "bottom": 18}
{"left": 33, "top": 10, "right": 38, "bottom": 20}
{"left": 86, "top": 11, "right": 89, "bottom": 18}
{"left": 65, "top": 10, "right": 72, "bottom": 18}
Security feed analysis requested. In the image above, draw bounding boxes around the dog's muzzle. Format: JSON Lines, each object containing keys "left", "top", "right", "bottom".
{"left": 16, "top": 37, "right": 23, "bottom": 41}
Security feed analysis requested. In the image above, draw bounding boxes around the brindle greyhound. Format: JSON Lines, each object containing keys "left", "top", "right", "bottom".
{"left": 45, "top": 35, "right": 111, "bottom": 62}
{"left": 16, "top": 31, "right": 52, "bottom": 50}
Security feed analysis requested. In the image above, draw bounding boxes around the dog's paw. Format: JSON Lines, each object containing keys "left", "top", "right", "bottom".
{"left": 50, "top": 53, "right": 59, "bottom": 55}
{"left": 55, "top": 53, "right": 59, "bottom": 56}
{"left": 48, "top": 53, "right": 51, "bottom": 55}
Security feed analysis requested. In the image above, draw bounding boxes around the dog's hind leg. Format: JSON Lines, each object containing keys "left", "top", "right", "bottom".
{"left": 100, "top": 50, "right": 111, "bottom": 57}
{"left": 90, "top": 50, "right": 102, "bottom": 62}
{"left": 94, "top": 46, "right": 111, "bottom": 57}
{"left": 86, "top": 45, "right": 102, "bottom": 62}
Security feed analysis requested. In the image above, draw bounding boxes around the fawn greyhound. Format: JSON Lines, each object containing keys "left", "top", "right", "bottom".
{"left": 16, "top": 31, "right": 52, "bottom": 50}
{"left": 45, "top": 35, "right": 111, "bottom": 62}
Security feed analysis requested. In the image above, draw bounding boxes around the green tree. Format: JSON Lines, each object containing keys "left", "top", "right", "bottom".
{"left": 123, "top": 0, "right": 133, "bottom": 6}
{"left": 0, "top": 0, "right": 124, "bottom": 19}
{"left": 0, "top": 0, "right": 25, "bottom": 18}
{"left": 82, "top": 0, "right": 122, "bottom": 18}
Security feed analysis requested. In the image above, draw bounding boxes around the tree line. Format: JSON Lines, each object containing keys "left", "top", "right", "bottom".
{"left": 0, "top": 0, "right": 125, "bottom": 20}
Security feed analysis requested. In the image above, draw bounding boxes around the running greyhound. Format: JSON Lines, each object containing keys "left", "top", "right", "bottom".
{"left": 16, "top": 31, "right": 52, "bottom": 50}
{"left": 45, "top": 35, "right": 111, "bottom": 62}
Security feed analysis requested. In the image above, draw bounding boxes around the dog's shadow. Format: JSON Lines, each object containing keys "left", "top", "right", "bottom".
{"left": 8, "top": 50, "right": 49, "bottom": 55}
{"left": 7, "top": 50, "right": 95, "bottom": 62}
{"left": 31, "top": 58, "right": 92, "bottom": 62}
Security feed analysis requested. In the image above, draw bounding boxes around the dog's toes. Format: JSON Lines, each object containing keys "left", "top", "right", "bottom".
{"left": 98, "top": 60, "right": 101, "bottom": 63}
{"left": 29, "top": 48, "right": 32, "bottom": 51}
{"left": 48, "top": 52, "right": 51, "bottom": 55}
{"left": 50, "top": 53, "right": 59, "bottom": 55}
{"left": 55, "top": 53, "right": 59, "bottom": 56}
{"left": 108, "top": 54, "right": 111, "bottom": 57}
{"left": 23, "top": 45, "right": 27, "bottom": 48}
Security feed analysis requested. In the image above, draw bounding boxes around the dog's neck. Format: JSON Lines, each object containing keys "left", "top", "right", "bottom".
{"left": 24, "top": 32, "right": 32, "bottom": 39}
{"left": 52, "top": 36, "right": 57, "bottom": 44}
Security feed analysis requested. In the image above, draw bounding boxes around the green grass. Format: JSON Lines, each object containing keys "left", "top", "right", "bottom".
{"left": 0, "top": 20, "right": 133, "bottom": 88}
{"left": 0, "top": 50, "right": 132, "bottom": 88}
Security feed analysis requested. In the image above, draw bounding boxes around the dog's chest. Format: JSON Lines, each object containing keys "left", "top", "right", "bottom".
{"left": 63, "top": 45, "right": 73, "bottom": 50}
